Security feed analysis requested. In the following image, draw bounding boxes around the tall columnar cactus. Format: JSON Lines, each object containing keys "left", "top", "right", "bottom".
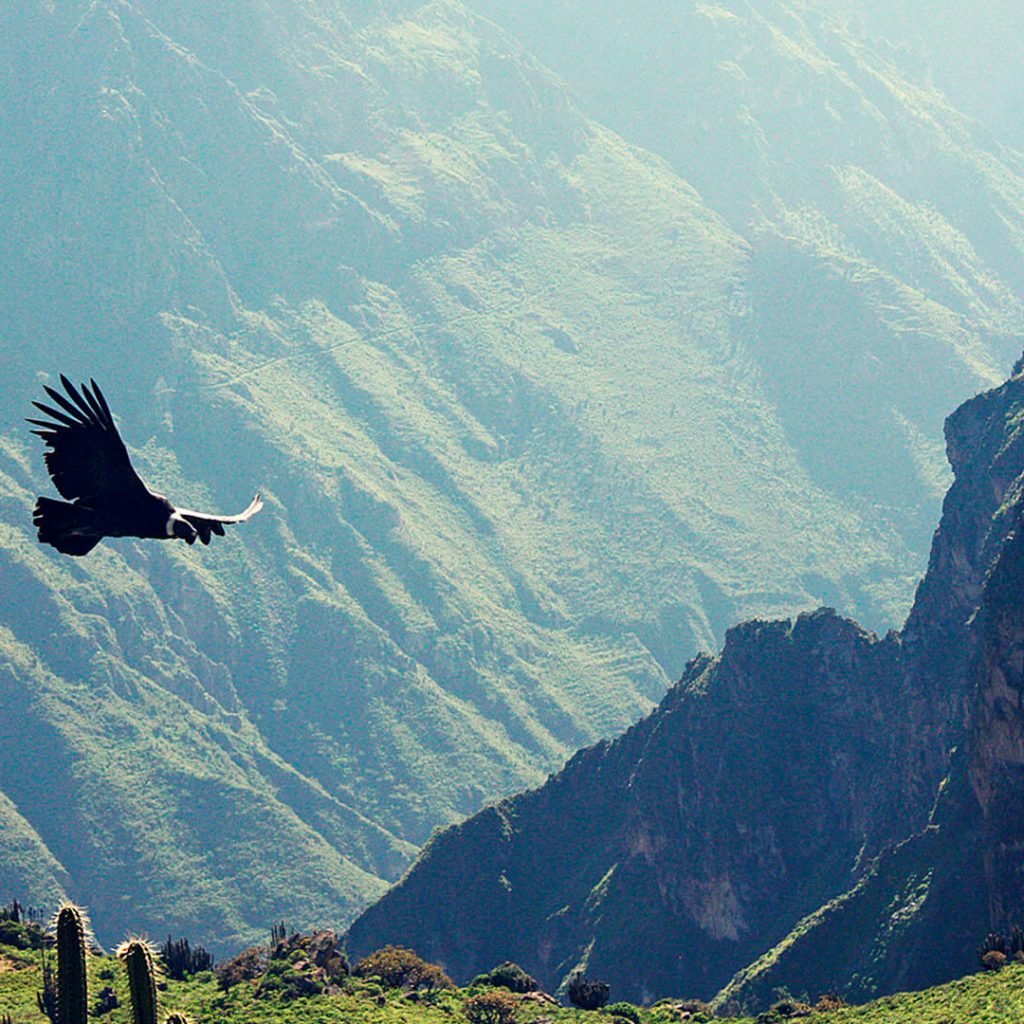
{"left": 54, "top": 903, "right": 90, "bottom": 1024}
{"left": 117, "top": 938, "right": 160, "bottom": 1024}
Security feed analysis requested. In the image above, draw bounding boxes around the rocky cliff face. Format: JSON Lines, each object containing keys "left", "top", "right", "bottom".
{"left": 346, "top": 365, "right": 1024, "bottom": 1003}
{"left": 715, "top": 371, "right": 1024, "bottom": 1009}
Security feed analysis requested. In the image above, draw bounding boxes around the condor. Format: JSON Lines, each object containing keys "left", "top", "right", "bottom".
{"left": 29, "top": 375, "right": 262, "bottom": 556}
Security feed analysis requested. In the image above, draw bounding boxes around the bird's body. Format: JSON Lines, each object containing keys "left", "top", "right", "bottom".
{"left": 29, "top": 375, "right": 262, "bottom": 556}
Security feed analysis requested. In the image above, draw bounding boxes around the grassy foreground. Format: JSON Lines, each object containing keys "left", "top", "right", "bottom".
{"left": 1, "top": 937, "right": 1022, "bottom": 1024}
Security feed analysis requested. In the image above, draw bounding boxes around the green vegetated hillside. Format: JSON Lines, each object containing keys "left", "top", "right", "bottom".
{"left": 346, "top": 364, "right": 1024, "bottom": 1006}
{"left": 1, "top": 0, "right": 1023, "bottom": 952}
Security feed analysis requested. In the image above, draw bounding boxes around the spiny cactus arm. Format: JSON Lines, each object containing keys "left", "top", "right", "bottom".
{"left": 53, "top": 903, "right": 91, "bottom": 1024}
{"left": 117, "top": 938, "right": 161, "bottom": 1024}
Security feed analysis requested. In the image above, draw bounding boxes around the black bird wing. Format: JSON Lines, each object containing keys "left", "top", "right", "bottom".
{"left": 27, "top": 376, "right": 149, "bottom": 504}
{"left": 178, "top": 494, "right": 264, "bottom": 545}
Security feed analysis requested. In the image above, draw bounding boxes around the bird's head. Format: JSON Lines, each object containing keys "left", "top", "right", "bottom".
{"left": 168, "top": 514, "right": 198, "bottom": 544}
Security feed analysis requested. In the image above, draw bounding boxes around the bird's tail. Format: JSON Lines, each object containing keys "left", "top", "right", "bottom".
{"left": 33, "top": 497, "right": 101, "bottom": 556}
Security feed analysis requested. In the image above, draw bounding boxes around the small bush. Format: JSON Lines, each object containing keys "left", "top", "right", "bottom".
{"left": 756, "top": 999, "right": 813, "bottom": 1021}
{"left": 256, "top": 958, "right": 322, "bottom": 1001}
{"left": 464, "top": 989, "right": 520, "bottom": 1024}
{"left": 813, "top": 993, "right": 848, "bottom": 1012}
{"left": 981, "top": 949, "right": 1007, "bottom": 971}
{"left": 352, "top": 980, "right": 384, "bottom": 998}
{"left": 354, "top": 945, "right": 454, "bottom": 991}
{"left": 605, "top": 1001, "right": 642, "bottom": 1023}
{"left": 650, "top": 999, "right": 711, "bottom": 1022}
{"left": 477, "top": 962, "right": 539, "bottom": 993}
{"left": 676, "top": 1000, "right": 709, "bottom": 1014}
{"left": 0, "top": 917, "right": 45, "bottom": 950}
{"left": 567, "top": 972, "right": 611, "bottom": 1011}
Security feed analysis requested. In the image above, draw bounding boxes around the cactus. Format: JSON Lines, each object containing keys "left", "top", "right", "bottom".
{"left": 117, "top": 938, "right": 160, "bottom": 1024}
{"left": 53, "top": 903, "right": 90, "bottom": 1024}
{"left": 35, "top": 951, "right": 57, "bottom": 1023}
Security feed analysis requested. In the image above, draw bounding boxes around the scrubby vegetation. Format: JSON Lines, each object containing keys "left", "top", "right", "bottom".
{"left": 473, "top": 962, "right": 539, "bottom": 994}
{"left": 978, "top": 927, "right": 1024, "bottom": 968}
{"left": 4, "top": 918, "right": 1024, "bottom": 1024}
{"left": 0, "top": 901, "right": 45, "bottom": 951}
{"left": 463, "top": 989, "right": 521, "bottom": 1024}
{"left": 354, "top": 945, "right": 454, "bottom": 992}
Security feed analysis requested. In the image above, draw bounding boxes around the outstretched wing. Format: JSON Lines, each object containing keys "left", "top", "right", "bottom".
{"left": 27, "top": 376, "right": 148, "bottom": 503}
{"left": 179, "top": 494, "right": 264, "bottom": 545}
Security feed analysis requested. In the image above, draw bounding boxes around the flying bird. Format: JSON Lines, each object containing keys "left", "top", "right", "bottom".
{"left": 28, "top": 375, "right": 263, "bottom": 556}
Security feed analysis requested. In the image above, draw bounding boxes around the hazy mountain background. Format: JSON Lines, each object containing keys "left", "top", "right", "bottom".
{"left": 1, "top": 0, "right": 1023, "bottom": 953}
{"left": 831, "top": 0, "right": 1024, "bottom": 146}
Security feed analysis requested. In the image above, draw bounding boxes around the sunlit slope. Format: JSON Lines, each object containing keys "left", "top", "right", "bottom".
{"left": 826, "top": 0, "right": 1024, "bottom": 147}
{"left": 0, "top": 0, "right": 1017, "bottom": 948}
{"left": 466, "top": 0, "right": 1024, "bottom": 552}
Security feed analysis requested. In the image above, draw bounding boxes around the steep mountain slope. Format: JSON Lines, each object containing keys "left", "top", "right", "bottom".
{"left": 466, "top": 0, "right": 1024, "bottom": 552}
{"left": 345, "top": 361, "right": 1024, "bottom": 1002}
{"left": 829, "top": 1, "right": 1024, "bottom": 147}
{"left": 1, "top": 0, "right": 1023, "bottom": 951}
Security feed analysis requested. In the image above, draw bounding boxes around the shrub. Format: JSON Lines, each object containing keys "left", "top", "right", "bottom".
{"left": 978, "top": 927, "right": 1024, "bottom": 968}
{"left": 605, "top": 1000, "right": 642, "bottom": 1023}
{"left": 981, "top": 949, "right": 1007, "bottom": 971}
{"left": 256, "top": 958, "right": 322, "bottom": 1001}
{"left": 353, "top": 980, "right": 384, "bottom": 998}
{"left": 813, "top": 993, "right": 848, "bottom": 1012}
{"left": 354, "top": 945, "right": 454, "bottom": 991}
{"left": 649, "top": 999, "right": 712, "bottom": 1022}
{"left": 477, "top": 962, "right": 539, "bottom": 993}
{"left": 0, "top": 917, "right": 45, "bottom": 950}
{"left": 567, "top": 972, "right": 610, "bottom": 1011}
{"left": 463, "top": 989, "right": 520, "bottom": 1024}
{"left": 756, "top": 999, "right": 813, "bottom": 1021}
{"left": 676, "top": 999, "right": 710, "bottom": 1014}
